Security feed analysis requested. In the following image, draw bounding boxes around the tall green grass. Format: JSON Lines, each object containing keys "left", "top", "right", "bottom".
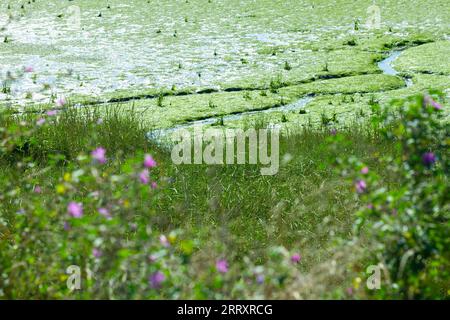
{"left": 0, "top": 106, "right": 152, "bottom": 164}
{"left": 1, "top": 105, "right": 396, "bottom": 272}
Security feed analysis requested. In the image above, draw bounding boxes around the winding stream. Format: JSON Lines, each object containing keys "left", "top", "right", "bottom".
{"left": 377, "top": 50, "right": 413, "bottom": 87}
{"left": 147, "top": 95, "right": 313, "bottom": 142}
{"left": 147, "top": 50, "right": 410, "bottom": 142}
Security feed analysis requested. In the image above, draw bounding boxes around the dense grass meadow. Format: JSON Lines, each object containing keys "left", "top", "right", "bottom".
{"left": 0, "top": 0, "right": 449, "bottom": 300}
{"left": 1, "top": 96, "right": 448, "bottom": 299}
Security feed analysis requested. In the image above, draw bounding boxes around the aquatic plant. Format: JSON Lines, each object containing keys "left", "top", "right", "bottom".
{"left": 208, "top": 100, "right": 217, "bottom": 108}
{"left": 157, "top": 92, "right": 165, "bottom": 107}
{"left": 344, "top": 38, "right": 357, "bottom": 46}
{"left": 269, "top": 75, "right": 283, "bottom": 93}
{"left": 284, "top": 61, "right": 292, "bottom": 71}
{"left": 320, "top": 112, "right": 337, "bottom": 126}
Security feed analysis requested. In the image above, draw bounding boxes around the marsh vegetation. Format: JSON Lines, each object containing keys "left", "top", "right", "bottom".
{"left": 0, "top": 0, "right": 448, "bottom": 299}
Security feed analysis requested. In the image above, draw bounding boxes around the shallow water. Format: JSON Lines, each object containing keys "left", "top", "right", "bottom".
{"left": 0, "top": 1, "right": 341, "bottom": 103}
{"left": 1, "top": 0, "right": 449, "bottom": 135}
{"left": 147, "top": 95, "right": 313, "bottom": 142}
{"left": 378, "top": 51, "right": 414, "bottom": 87}
{"left": 147, "top": 50, "right": 411, "bottom": 140}
{"left": 1, "top": 0, "right": 448, "bottom": 106}
{"left": 378, "top": 51, "right": 402, "bottom": 76}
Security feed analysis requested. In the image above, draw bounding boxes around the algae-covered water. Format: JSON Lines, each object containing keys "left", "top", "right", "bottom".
{"left": 0, "top": 0, "right": 449, "bottom": 131}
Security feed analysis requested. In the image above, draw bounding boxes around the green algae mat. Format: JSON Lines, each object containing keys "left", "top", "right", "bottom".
{"left": 1, "top": 0, "right": 449, "bottom": 131}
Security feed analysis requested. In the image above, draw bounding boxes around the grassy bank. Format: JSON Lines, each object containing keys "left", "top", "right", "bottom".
{"left": 3, "top": 94, "right": 447, "bottom": 299}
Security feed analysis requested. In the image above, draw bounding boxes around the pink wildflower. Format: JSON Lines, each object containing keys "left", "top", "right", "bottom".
{"left": 64, "top": 221, "right": 71, "bottom": 231}
{"left": 256, "top": 274, "right": 265, "bottom": 284}
{"left": 424, "top": 96, "right": 442, "bottom": 110}
{"left": 92, "top": 248, "right": 102, "bottom": 258}
{"left": 159, "top": 235, "right": 170, "bottom": 247}
{"left": 291, "top": 253, "right": 302, "bottom": 264}
{"left": 91, "top": 147, "right": 107, "bottom": 164}
{"left": 55, "top": 97, "right": 66, "bottom": 107}
{"left": 355, "top": 180, "right": 367, "bottom": 194}
{"left": 68, "top": 202, "right": 83, "bottom": 218}
{"left": 98, "top": 207, "right": 111, "bottom": 219}
{"left": 216, "top": 259, "right": 228, "bottom": 273}
{"left": 36, "top": 118, "right": 46, "bottom": 126}
{"left": 144, "top": 154, "right": 157, "bottom": 168}
{"left": 139, "top": 169, "right": 150, "bottom": 184}
{"left": 149, "top": 271, "right": 165, "bottom": 288}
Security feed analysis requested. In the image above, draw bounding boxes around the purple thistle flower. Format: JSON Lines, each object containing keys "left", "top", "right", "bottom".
{"left": 159, "top": 235, "right": 170, "bottom": 247}
{"left": 144, "top": 154, "right": 157, "bottom": 168}
{"left": 430, "top": 100, "right": 443, "bottom": 110}
{"left": 360, "top": 166, "right": 369, "bottom": 174}
{"left": 291, "top": 253, "right": 302, "bottom": 264}
{"left": 256, "top": 274, "right": 265, "bottom": 284}
{"left": 422, "top": 152, "right": 436, "bottom": 167}
{"left": 149, "top": 271, "right": 165, "bottom": 288}
{"left": 24, "top": 66, "right": 34, "bottom": 73}
{"left": 55, "top": 97, "right": 66, "bottom": 107}
{"left": 139, "top": 169, "right": 150, "bottom": 184}
{"left": 91, "top": 147, "right": 107, "bottom": 164}
{"left": 36, "top": 118, "right": 46, "bottom": 126}
{"left": 424, "top": 96, "right": 442, "bottom": 110}
{"left": 68, "top": 202, "right": 83, "bottom": 218}
{"left": 64, "top": 221, "right": 71, "bottom": 231}
{"left": 355, "top": 180, "right": 367, "bottom": 194}
{"left": 92, "top": 248, "right": 102, "bottom": 258}
{"left": 216, "top": 259, "right": 228, "bottom": 273}
{"left": 98, "top": 207, "right": 111, "bottom": 219}
{"left": 46, "top": 110, "right": 58, "bottom": 116}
